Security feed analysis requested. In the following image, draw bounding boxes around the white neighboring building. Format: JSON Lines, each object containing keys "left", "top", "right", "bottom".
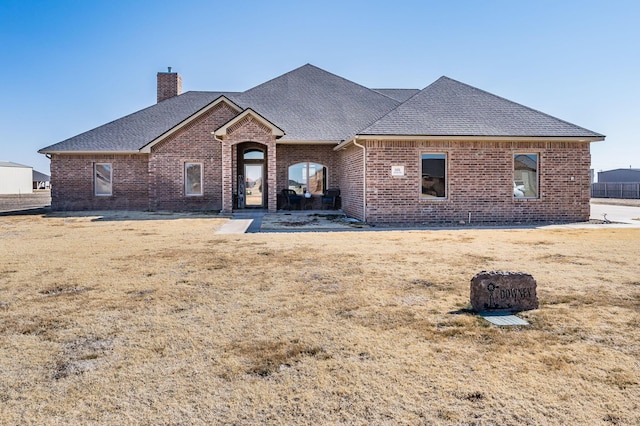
{"left": 0, "top": 161, "right": 33, "bottom": 194}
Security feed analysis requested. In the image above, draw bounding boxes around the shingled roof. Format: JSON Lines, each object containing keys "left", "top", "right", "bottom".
{"left": 232, "top": 64, "right": 401, "bottom": 141}
{"left": 360, "top": 76, "right": 604, "bottom": 138}
{"left": 39, "top": 65, "right": 603, "bottom": 154}
{"left": 40, "top": 91, "right": 235, "bottom": 153}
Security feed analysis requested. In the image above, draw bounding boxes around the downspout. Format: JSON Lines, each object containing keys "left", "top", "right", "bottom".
{"left": 352, "top": 137, "right": 366, "bottom": 222}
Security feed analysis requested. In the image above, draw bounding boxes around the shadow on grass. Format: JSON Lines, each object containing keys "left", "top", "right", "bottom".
{"left": 0, "top": 207, "right": 51, "bottom": 217}
{"left": 0, "top": 208, "right": 224, "bottom": 222}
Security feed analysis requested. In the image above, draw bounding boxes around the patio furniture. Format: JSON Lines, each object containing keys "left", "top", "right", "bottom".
{"left": 281, "top": 189, "right": 302, "bottom": 210}
{"left": 321, "top": 188, "right": 340, "bottom": 209}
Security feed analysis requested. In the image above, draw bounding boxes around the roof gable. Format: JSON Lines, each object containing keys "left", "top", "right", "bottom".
{"left": 40, "top": 91, "right": 240, "bottom": 154}
{"left": 139, "top": 95, "right": 242, "bottom": 153}
{"left": 360, "top": 76, "right": 605, "bottom": 139}
{"left": 214, "top": 108, "right": 284, "bottom": 138}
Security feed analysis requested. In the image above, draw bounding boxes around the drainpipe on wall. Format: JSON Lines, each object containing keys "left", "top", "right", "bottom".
{"left": 352, "top": 137, "right": 366, "bottom": 223}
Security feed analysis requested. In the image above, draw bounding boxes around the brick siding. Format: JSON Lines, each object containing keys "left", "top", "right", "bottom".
{"left": 220, "top": 116, "right": 278, "bottom": 212}
{"left": 50, "top": 154, "right": 148, "bottom": 210}
{"left": 336, "top": 144, "right": 365, "bottom": 220}
{"left": 157, "top": 72, "right": 182, "bottom": 103}
{"left": 149, "top": 102, "right": 237, "bottom": 211}
{"left": 353, "top": 139, "right": 591, "bottom": 225}
{"left": 50, "top": 128, "right": 592, "bottom": 224}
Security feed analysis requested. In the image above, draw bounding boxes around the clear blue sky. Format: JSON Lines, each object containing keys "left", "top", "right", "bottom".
{"left": 1, "top": 0, "right": 638, "bottom": 176}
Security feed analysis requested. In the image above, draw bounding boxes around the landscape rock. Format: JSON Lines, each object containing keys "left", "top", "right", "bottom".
{"left": 470, "top": 271, "right": 538, "bottom": 312}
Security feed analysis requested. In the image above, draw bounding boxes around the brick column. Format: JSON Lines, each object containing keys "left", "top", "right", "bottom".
{"left": 221, "top": 140, "right": 233, "bottom": 213}
{"left": 267, "top": 138, "right": 277, "bottom": 212}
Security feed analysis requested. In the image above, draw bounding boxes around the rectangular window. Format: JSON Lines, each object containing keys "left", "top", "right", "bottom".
{"left": 421, "top": 153, "right": 446, "bottom": 198}
{"left": 514, "top": 154, "right": 538, "bottom": 198}
{"left": 185, "top": 163, "right": 203, "bottom": 196}
{"left": 94, "top": 163, "right": 112, "bottom": 196}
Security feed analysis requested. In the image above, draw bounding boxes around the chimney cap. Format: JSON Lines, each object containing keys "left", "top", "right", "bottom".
{"left": 168, "top": 66, "right": 172, "bottom": 73}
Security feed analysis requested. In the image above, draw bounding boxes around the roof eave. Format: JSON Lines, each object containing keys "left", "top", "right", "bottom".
{"left": 38, "top": 149, "right": 143, "bottom": 155}
{"left": 335, "top": 134, "right": 604, "bottom": 151}
{"left": 277, "top": 139, "right": 340, "bottom": 145}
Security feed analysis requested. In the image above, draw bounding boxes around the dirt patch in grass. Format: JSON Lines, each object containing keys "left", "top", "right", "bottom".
{"left": 0, "top": 213, "right": 639, "bottom": 424}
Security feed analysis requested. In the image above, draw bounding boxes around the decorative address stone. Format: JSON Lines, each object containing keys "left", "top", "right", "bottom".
{"left": 470, "top": 271, "right": 539, "bottom": 312}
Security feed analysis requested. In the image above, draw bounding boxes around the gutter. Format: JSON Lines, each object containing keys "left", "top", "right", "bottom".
{"left": 336, "top": 135, "right": 605, "bottom": 144}
{"left": 37, "top": 150, "right": 142, "bottom": 155}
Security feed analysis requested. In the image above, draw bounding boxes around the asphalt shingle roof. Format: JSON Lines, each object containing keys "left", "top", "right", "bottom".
{"left": 233, "top": 64, "right": 400, "bottom": 141}
{"left": 39, "top": 91, "right": 235, "bottom": 153}
{"left": 33, "top": 170, "right": 50, "bottom": 181}
{"left": 39, "top": 66, "right": 604, "bottom": 154}
{"left": 361, "top": 77, "right": 604, "bottom": 138}
{"left": 372, "top": 88, "right": 420, "bottom": 102}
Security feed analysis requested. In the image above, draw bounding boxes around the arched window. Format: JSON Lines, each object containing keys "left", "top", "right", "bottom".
{"left": 288, "top": 162, "right": 326, "bottom": 195}
{"left": 244, "top": 149, "right": 264, "bottom": 160}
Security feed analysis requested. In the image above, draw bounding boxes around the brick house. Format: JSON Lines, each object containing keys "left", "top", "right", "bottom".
{"left": 39, "top": 64, "right": 604, "bottom": 224}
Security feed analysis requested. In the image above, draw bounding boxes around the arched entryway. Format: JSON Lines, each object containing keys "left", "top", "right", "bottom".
{"left": 237, "top": 142, "right": 267, "bottom": 209}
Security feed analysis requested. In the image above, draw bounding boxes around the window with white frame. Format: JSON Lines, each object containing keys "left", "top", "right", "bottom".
{"left": 185, "top": 163, "right": 203, "bottom": 196}
{"left": 288, "top": 162, "right": 326, "bottom": 195}
{"left": 94, "top": 163, "right": 112, "bottom": 196}
{"left": 421, "top": 153, "right": 446, "bottom": 198}
{"left": 513, "top": 154, "right": 538, "bottom": 198}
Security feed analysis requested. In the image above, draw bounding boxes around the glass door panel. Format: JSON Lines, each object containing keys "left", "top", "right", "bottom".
{"left": 244, "top": 164, "right": 263, "bottom": 207}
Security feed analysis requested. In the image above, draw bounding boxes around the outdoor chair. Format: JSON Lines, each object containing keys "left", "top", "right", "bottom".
{"left": 321, "top": 188, "right": 340, "bottom": 210}
{"left": 281, "top": 189, "right": 302, "bottom": 210}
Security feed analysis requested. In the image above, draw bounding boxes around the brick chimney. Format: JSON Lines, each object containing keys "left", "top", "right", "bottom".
{"left": 157, "top": 67, "right": 182, "bottom": 103}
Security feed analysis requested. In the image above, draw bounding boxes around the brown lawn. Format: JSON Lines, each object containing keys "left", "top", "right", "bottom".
{"left": 0, "top": 212, "right": 638, "bottom": 425}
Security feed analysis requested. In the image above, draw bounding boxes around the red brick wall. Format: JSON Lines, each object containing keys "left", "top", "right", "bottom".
{"left": 276, "top": 144, "right": 338, "bottom": 191}
{"left": 50, "top": 154, "right": 149, "bottom": 210}
{"left": 359, "top": 139, "right": 592, "bottom": 225}
{"left": 50, "top": 131, "right": 592, "bottom": 225}
{"left": 336, "top": 144, "right": 365, "bottom": 220}
{"left": 149, "top": 102, "right": 237, "bottom": 211}
{"left": 157, "top": 72, "right": 182, "bottom": 103}
{"left": 220, "top": 116, "right": 277, "bottom": 212}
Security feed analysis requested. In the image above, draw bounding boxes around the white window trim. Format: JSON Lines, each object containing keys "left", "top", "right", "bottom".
{"left": 184, "top": 162, "right": 203, "bottom": 197}
{"left": 420, "top": 152, "right": 448, "bottom": 200}
{"left": 94, "top": 163, "right": 112, "bottom": 196}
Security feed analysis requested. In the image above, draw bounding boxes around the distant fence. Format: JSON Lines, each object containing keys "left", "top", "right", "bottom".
{"left": 591, "top": 183, "right": 640, "bottom": 199}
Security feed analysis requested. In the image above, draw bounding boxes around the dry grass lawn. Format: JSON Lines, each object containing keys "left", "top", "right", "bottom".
{"left": 1, "top": 212, "right": 639, "bottom": 425}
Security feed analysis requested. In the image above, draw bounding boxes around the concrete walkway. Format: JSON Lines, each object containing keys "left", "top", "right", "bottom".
{"left": 590, "top": 202, "right": 640, "bottom": 225}
{"left": 215, "top": 211, "right": 265, "bottom": 234}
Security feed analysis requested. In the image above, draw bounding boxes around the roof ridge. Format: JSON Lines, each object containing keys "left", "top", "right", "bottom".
{"left": 243, "top": 64, "right": 396, "bottom": 102}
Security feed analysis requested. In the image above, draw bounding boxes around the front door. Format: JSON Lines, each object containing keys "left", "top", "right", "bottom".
{"left": 244, "top": 164, "right": 263, "bottom": 207}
